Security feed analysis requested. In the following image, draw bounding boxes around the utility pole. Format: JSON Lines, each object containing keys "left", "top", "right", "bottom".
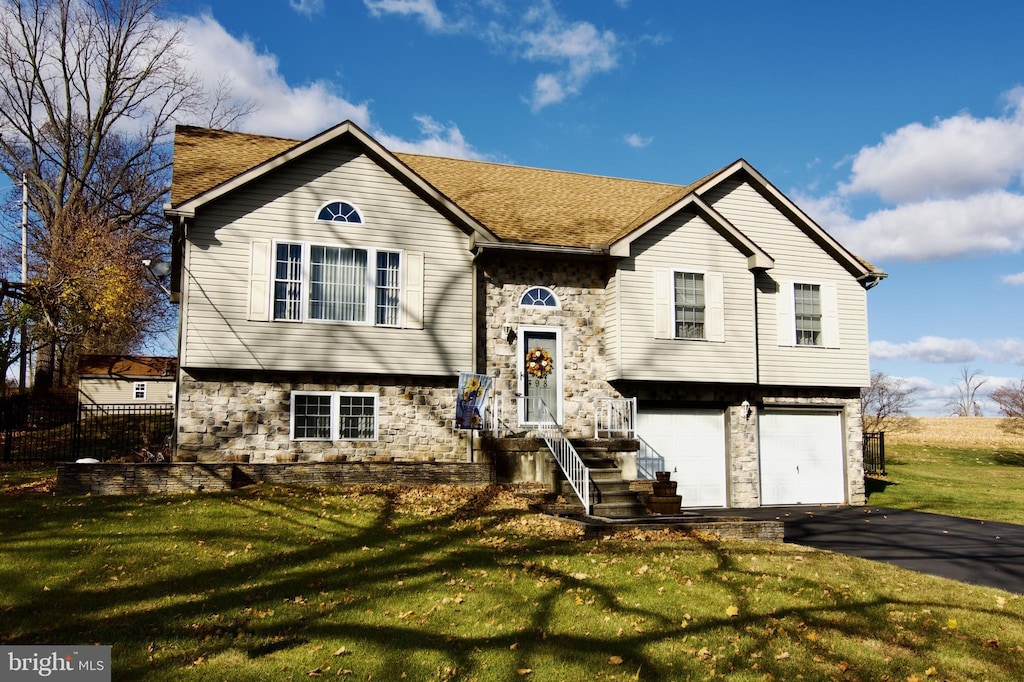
{"left": 19, "top": 173, "right": 28, "bottom": 391}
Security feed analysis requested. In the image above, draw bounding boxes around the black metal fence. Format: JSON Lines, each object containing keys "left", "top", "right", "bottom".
{"left": 1, "top": 396, "right": 173, "bottom": 462}
{"left": 863, "top": 431, "right": 885, "bottom": 475}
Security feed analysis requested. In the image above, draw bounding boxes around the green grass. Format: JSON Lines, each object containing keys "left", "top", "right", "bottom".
{"left": 2, "top": 480, "right": 1023, "bottom": 681}
{"left": 866, "top": 444, "right": 1024, "bottom": 525}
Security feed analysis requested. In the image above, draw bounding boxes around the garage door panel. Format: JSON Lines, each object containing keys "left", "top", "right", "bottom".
{"left": 636, "top": 409, "right": 726, "bottom": 508}
{"left": 760, "top": 411, "right": 844, "bottom": 505}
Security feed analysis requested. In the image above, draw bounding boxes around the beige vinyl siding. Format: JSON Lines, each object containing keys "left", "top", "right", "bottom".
{"left": 78, "top": 378, "right": 175, "bottom": 405}
{"left": 603, "top": 269, "right": 621, "bottom": 381}
{"left": 611, "top": 210, "right": 756, "bottom": 383}
{"left": 704, "top": 178, "right": 870, "bottom": 388}
{"left": 180, "top": 140, "right": 474, "bottom": 375}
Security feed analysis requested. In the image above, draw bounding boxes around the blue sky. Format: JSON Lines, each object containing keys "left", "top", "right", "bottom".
{"left": 51, "top": 1, "right": 1024, "bottom": 412}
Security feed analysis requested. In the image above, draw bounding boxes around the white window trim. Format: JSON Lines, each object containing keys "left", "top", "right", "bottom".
{"left": 133, "top": 382, "right": 147, "bottom": 400}
{"left": 776, "top": 279, "right": 840, "bottom": 349}
{"left": 519, "top": 286, "right": 561, "bottom": 309}
{"left": 271, "top": 240, "right": 403, "bottom": 327}
{"left": 654, "top": 268, "right": 725, "bottom": 343}
{"left": 315, "top": 199, "right": 365, "bottom": 224}
{"left": 290, "top": 391, "right": 379, "bottom": 441}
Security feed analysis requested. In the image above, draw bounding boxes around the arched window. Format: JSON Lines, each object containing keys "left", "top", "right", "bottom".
{"left": 317, "top": 201, "right": 363, "bottom": 223}
{"left": 520, "top": 286, "right": 559, "bottom": 308}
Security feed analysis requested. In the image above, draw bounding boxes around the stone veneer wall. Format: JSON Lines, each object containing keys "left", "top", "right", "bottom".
{"left": 57, "top": 462, "right": 494, "bottom": 495}
{"left": 481, "top": 257, "right": 615, "bottom": 437}
{"left": 176, "top": 370, "right": 467, "bottom": 463}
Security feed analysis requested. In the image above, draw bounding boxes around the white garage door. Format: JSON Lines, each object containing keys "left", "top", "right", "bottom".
{"left": 636, "top": 409, "right": 726, "bottom": 507}
{"left": 759, "top": 410, "right": 845, "bottom": 505}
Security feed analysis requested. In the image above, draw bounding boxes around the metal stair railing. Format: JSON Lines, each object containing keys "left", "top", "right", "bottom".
{"left": 594, "top": 397, "right": 637, "bottom": 438}
{"left": 635, "top": 434, "right": 666, "bottom": 480}
{"left": 521, "top": 396, "right": 592, "bottom": 515}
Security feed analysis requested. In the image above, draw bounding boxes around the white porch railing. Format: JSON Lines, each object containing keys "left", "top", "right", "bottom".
{"left": 636, "top": 435, "right": 666, "bottom": 480}
{"left": 594, "top": 397, "right": 637, "bottom": 438}
{"left": 521, "top": 396, "right": 592, "bottom": 515}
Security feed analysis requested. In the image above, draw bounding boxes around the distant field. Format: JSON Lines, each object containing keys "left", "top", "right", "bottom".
{"left": 886, "top": 417, "right": 1024, "bottom": 448}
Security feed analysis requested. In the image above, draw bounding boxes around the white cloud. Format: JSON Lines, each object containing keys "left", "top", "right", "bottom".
{"left": 806, "top": 87, "right": 1024, "bottom": 262}
{"left": 289, "top": 0, "right": 325, "bottom": 18}
{"left": 841, "top": 113, "right": 1024, "bottom": 204}
{"left": 364, "top": 0, "right": 446, "bottom": 31}
{"left": 870, "top": 336, "right": 1024, "bottom": 365}
{"left": 830, "top": 190, "right": 1024, "bottom": 261}
{"left": 361, "top": 1, "right": 622, "bottom": 111}
{"left": 180, "top": 14, "right": 370, "bottom": 138}
{"left": 1002, "top": 272, "right": 1024, "bottom": 285}
{"left": 374, "top": 115, "right": 490, "bottom": 160}
{"left": 520, "top": 14, "right": 619, "bottom": 111}
{"left": 624, "top": 133, "right": 652, "bottom": 149}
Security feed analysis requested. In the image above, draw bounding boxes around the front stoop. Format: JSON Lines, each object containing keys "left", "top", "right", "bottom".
{"left": 556, "top": 443, "right": 646, "bottom": 518}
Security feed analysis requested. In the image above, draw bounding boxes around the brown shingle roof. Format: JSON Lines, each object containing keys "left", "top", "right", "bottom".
{"left": 169, "top": 125, "right": 703, "bottom": 248}
{"left": 78, "top": 355, "right": 177, "bottom": 379}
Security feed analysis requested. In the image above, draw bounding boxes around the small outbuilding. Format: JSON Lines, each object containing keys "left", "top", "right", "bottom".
{"left": 78, "top": 355, "right": 177, "bottom": 406}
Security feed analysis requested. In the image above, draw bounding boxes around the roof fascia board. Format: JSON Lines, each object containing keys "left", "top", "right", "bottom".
{"left": 171, "top": 121, "right": 500, "bottom": 243}
{"left": 608, "top": 194, "right": 774, "bottom": 271}
{"left": 474, "top": 241, "right": 607, "bottom": 257}
{"left": 696, "top": 160, "right": 876, "bottom": 280}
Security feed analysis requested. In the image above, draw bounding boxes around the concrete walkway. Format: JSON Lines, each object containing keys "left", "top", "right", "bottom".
{"left": 720, "top": 505, "right": 1024, "bottom": 594}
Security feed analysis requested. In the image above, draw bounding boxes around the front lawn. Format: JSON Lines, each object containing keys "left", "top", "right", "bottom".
{"left": 866, "top": 443, "right": 1024, "bottom": 525}
{"left": 2, "top": 480, "right": 1022, "bottom": 681}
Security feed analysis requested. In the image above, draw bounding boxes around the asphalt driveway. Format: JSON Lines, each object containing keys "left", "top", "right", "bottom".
{"left": 725, "top": 505, "right": 1024, "bottom": 594}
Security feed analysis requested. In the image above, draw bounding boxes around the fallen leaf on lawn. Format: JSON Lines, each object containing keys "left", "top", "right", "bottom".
{"left": 946, "top": 619, "right": 957, "bottom": 629}
{"left": 984, "top": 639, "right": 999, "bottom": 649}
{"left": 510, "top": 642, "right": 519, "bottom": 650}
{"left": 679, "top": 620, "right": 688, "bottom": 629}
{"left": 516, "top": 668, "right": 532, "bottom": 675}
{"left": 996, "top": 596, "right": 1006, "bottom": 609}
{"left": 774, "top": 651, "right": 790, "bottom": 660}
{"left": 806, "top": 632, "right": 818, "bottom": 642}
{"left": 332, "top": 647, "right": 348, "bottom": 657}
{"left": 839, "top": 661, "right": 851, "bottom": 672}
{"left": 398, "top": 611, "right": 415, "bottom": 619}
{"left": 609, "top": 656, "right": 623, "bottom": 665}
{"left": 925, "top": 666, "right": 939, "bottom": 676}
{"left": 725, "top": 605, "right": 739, "bottom": 618}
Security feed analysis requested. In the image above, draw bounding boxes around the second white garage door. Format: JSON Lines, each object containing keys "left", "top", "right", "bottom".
{"left": 635, "top": 409, "right": 726, "bottom": 508}
{"left": 759, "top": 410, "right": 845, "bottom": 505}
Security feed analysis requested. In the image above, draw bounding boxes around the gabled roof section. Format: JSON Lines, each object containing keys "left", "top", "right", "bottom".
{"left": 166, "top": 123, "right": 884, "bottom": 285}
{"left": 696, "top": 160, "right": 887, "bottom": 285}
{"left": 79, "top": 355, "right": 177, "bottom": 379}
{"left": 167, "top": 122, "right": 500, "bottom": 243}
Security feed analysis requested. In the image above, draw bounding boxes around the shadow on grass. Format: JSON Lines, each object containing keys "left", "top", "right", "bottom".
{"left": 993, "top": 450, "right": 1024, "bottom": 467}
{"left": 1, "top": 485, "right": 1022, "bottom": 681}
{"left": 865, "top": 476, "right": 896, "bottom": 497}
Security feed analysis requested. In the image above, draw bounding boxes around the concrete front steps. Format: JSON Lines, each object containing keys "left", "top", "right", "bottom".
{"left": 555, "top": 444, "right": 646, "bottom": 518}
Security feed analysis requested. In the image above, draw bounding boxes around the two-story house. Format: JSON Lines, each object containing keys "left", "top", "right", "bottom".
{"left": 165, "top": 121, "right": 885, "bottom": 510}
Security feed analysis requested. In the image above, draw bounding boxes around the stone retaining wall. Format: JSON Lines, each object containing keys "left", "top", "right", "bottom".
{"left": 56, "top": 462, "right": 495, "bottom": 495}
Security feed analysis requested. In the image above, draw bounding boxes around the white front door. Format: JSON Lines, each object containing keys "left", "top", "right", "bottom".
{"left": 518, "top": 326, "right": 562, "bottom": 424}
{"left": 636, "top": 409, "right": 727, "bottom": 507}
{"left": 759, "top": 410, "right": 845, "bottom": 505}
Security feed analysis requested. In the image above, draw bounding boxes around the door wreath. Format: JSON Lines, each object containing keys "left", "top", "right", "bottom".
{"left": 525, "top": 347, "right": 553, "bottom": 386}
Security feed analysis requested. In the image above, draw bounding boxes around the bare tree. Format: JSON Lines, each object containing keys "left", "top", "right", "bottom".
{"left": 946, "top": 366, "right": 988, "bottom": 417}
{"left": 991, "top": 379, "right": 1024, "bottom": 435}
{"left": 861, "top": 371, "right": 918, "bottom": 432}
{"left": 0, "top": 0, "right": 251, "bottom": 387}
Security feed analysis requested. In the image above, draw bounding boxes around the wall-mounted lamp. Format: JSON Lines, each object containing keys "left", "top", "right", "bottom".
{"left": 142, "top": 259, "right": 172, "bottom": 295}
{"left": 502, "top": 324, "right": 517, "bottom": 345}
{"left": 741, "top": 400, "right": 752, "bottom": 420}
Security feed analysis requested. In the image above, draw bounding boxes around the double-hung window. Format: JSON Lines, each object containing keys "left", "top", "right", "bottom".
{"left": 273, "top": 242, "right": 401, "bottom": 326}
{"left": 291, "top": 391, "right": 378, "bottom": 441}
{"left": 673, "top": 272, "right": 706, "bottom": 339}
{"left": 133, "top": 382, "right": 147, "bottom": 400}
{"left": 794, "top": 283, "right": 822, "bottom": 346}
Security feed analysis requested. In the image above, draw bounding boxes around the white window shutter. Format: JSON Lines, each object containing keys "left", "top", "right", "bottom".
{"left": 706, "top": 272, "right": 725, "bottom": 342}
{"left": 821, "top": 282, "right": 840, "bottom": 348}
{"left": 402, "top": 252, "right": 424, "bottom": 329}
{"left": 653, "top": 269, "right": 671, "bottom": 339}
{"left": 776, "top": 279, "right": 794, "bottom": 346}
{"left": 248, "top": 239, "right": 271, "bottom": 321}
